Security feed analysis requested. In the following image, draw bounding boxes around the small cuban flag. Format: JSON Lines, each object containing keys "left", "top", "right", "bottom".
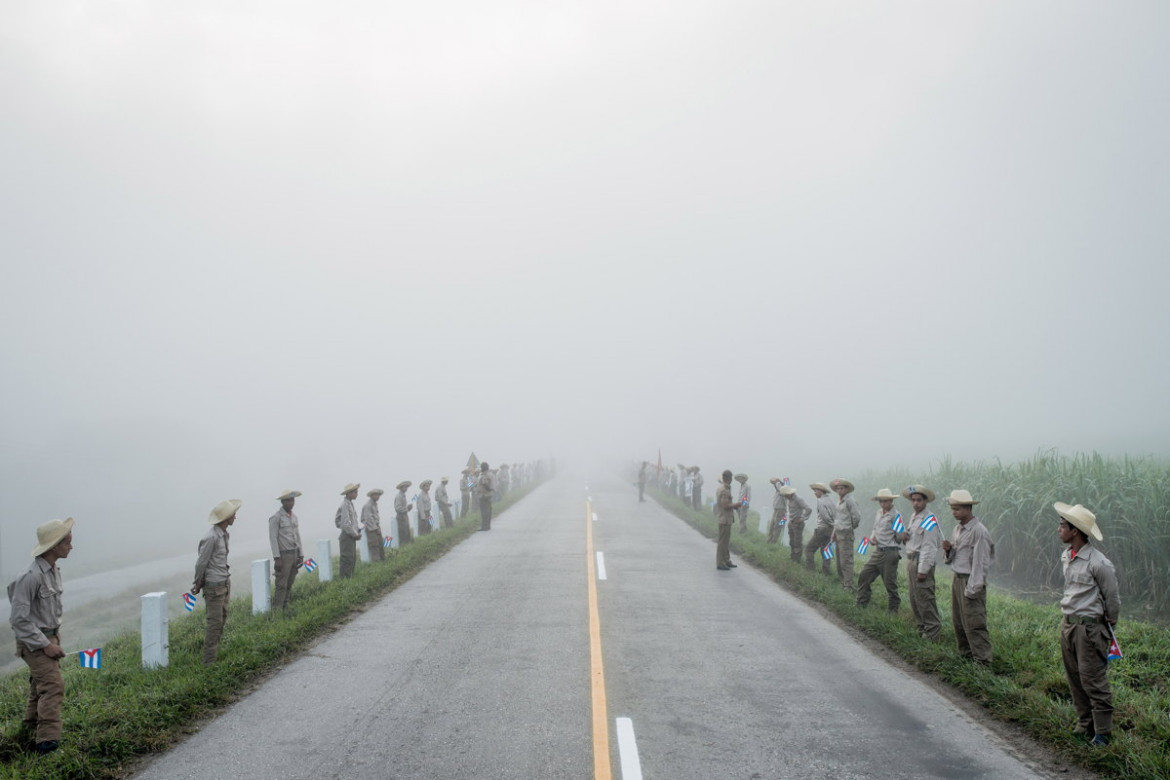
{"left": 80, "top": 648, "right": 102, "bottom": 669}
{"left": 822, "top": 542, "right": 836, "bottom": 560}
{"left": 891, "top": 514, "right": 906, "bottom": 534}
{"left": 304, "top": 558, "right": 318, "bottom": 573}
{"left": 383, "top": 536, "right": 393, "bottom": 548}
{"left": 857, "top": 537, "right": 870, "bottom": 555}
{"left": 1107, "top": 626, "right": 1123, "bottom": 662}
{"left": 782, "top": 477, "right": 790, "bottom": 486}
{"left": 777, "top": 515, "right": 788, "bottom": 527}
{"left": 919, "top": 514, "right": 939, "bottom": 532}
{"left": 182, "top": 592, "right": 197, "bottom": 612}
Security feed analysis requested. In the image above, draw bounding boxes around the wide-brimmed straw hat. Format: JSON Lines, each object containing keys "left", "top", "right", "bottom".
{"left": 32, "top": 518, "right": 75, "bottom": 556}
{"left": 396, "top": 480, "right": 412, "bottom": 491}
{"left": 367, "top": 488, "right": 384, "bottom": 498}
{"left": 872, "top": 488, "right": 898, "bottom": 502}
{"left": 779, "top": 486, "right": 796, "bottom": 497}
{"left": 1055, "top": 502, "right": 1103, "bottom": 541}
{"left": 441, "top": 476, "right": 449, "bottom": 483}
{"left": 276, "top": 490, "right": 302, "bottom": 501}
{"left": 831, "top": 478, "right": 855, "bottom": 494}
{"left": 901, "top": 484, "right": 936, "bottom": 502}
{"left": 809, "top": 482, "right": 830, "bottom": 493}
{"left": 420, "top": 479, "right": 433, "bottom": 489}
{"left": 734, "top": 473, "right": 748, "bottom": 482}
{"left": 945, "top": 489, "right": 979, "bottom": 506}
{"left": 340, "top": 483, "right": 360, "bottom": 495}
{"left": 208, "top": 499, "right": 241, "bottom": 525}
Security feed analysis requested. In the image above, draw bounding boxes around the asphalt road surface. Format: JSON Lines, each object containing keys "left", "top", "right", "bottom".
{"left": 132, "top": 473, "right": 1055, "bottom": 780}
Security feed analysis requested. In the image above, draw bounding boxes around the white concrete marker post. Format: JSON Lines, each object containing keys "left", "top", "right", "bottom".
{"left": 317, "top": 540, "right": 333, "bottom": 582}
{"left": 252, "top": 559, "right": 271, "bottom": 614}
{"left": 359, "top": 536, "right": 370, "bottom": 563}
{"left": 140, "top": 591, "right": 169, "bottom": 669}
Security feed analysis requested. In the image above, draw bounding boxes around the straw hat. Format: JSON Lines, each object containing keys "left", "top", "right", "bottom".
{"left": 831, "top": 478, "right": 855, "bottom": 494}
{"left": 208, "top": 499, "right": 241, "bottom": 525}
{"left": 945, "top": 489, "right": 979, "bottom": 506}
{"left": 779, "top": 486, "right": 796, "bottom": 497}
{"left": 367, "top": 488, "right": 384, "bottom": 498}
{"left": 276, "top": 490, "right": 302, "bottom": 501}
{"left": 809, "top": 482, "right": 830, "bottom": 493}
{"left": 734, "top": 473, "right": 748, "bottom": 482}
{"left": 441, "top": 477, "right": 449, "bottom": 483}
{"left": 420, "top": 479, "right": 433, "bottom": 489}
{"left": 1055, "top": 502, "right": 1103, "bottom": 541}
{"left": 872, "top": 488, "right": 898, "bottom": 502}
{"left": 31, "top": 518, "right": 75, "bottom": 557}
{"left": 901, "top": 484, "right": 936, "bottom": 502}
{"left": 340, "top": 483, "right": 360, "bottom": 495}
{"left": 396, "top": 480, "right": 412, "bottom": 491}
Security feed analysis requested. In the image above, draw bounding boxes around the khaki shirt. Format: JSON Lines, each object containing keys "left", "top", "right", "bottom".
{"left": 904, "top": 509, "right": 942, "bottom": 575}
{"left": 394, "top": 490, "right": 410, "bottom": 516}
{"left": 436, "top": 484, "right": 451, "bottom": 508}
{"left": 417, "top": 491, "right": 433, "bottom": 521}
{"left": 195, "top": 525, "right": 231, "bottom": 587}
{"left": 336, "top": 499, "right": 361, "bottom": 538}
{"left": 868, "top": 509, "right": 900, "bottom": 548}
{"left": 269, "top": 508, "right": 302, "bottom": 558}
{"left": 361, "top": 499, "right": 382, "bottom": 533}
{"left": 785, "top": 494, "right": 812, "bottom": 524}
{"left": 737, "top": 483, "right": 751, "bottom": 506}
{"left": 1061, "top": 545, "right": 1120, "bottom": 622}
{"left": 833, "top": 495, "right": 861, "bottom": 533}
{"left": 715, "top": 483, "right": 736, "bottom": 525}
{"left": 771, "top": 484, "right": 785, "bottom": 510}
{"left": 475, "top": 472, "right": 495, "bottom": 500}
{"left": 815, "top": 494, "right": 836, "bottom": 531}
{"left": 944, "top": 517, "right": 993, "bottom": 596}
{"left": 8, "top": 557, "right": 64, "bottom": 650}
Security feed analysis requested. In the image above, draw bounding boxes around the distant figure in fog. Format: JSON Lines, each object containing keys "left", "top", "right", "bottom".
{"left": 476, "top": 462, "right": 495, "bottom": 530}
{"left": 437, "top": 477, "right": 455, "bottom": 529}
{"left": 417, "top": 480, "right": 434, "bottom": 536}
{"left": 336, "top": 483, "right": 362, "bottom": 578}
{"left": 734, "top": 473, "right": 751, "bottom": 532}
{"left": 715, "top": 470, "right": 743, "bottom": 570}
{"left": 780, "top": 483, "right": 811, "bottom": 562}
{"left": 394, "top": 481, "right": 414, "bottom": 546}
{"left": 691, "top": 466, "right": 704, "bottom": 510}
{"left": 362, "top": 489, "right": 385, "bottom": 561}
{"left": 638, "top": 461, "right": 648, "bottom": 502}
{"left": 270, "top": 490, "right": 304, "bottom": 610}
{"left": 460, "top": 469, "right": 474, "bottom": 518}
{"left": 830, "top": 478, "right": 861, "bottom": 592}
{"left": 856, "top": 489, "right": 902, "bottom": 612}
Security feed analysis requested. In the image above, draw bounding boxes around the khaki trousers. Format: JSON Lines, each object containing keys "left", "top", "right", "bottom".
{"left": 479, "top": 499, "right": 493, "bottom": 530}
{"left": 906, "top": 559, "right": 941, "bottom": 640}
{"left": 787, "top": 521, "right": 805, "bottom": 560}
{"left": 460, "top": 492, "right": 471, "bottom": 517}
{"left": 339, "top": 532, "right": 357, "bottom": 578}
{"left": 202, "top": 581, "right": 230, "bottom": 664}
{"left": 716, "top": 522, "right": 732, "bottom": 567}
{"left": 397, "top": 512, "right": 414, "bottom": 545}
{"left": 1061, "top": 621, "right": 1113, "bottom": 735}
{"left": 440, "top": 505, "right": 454, "bottom": 529}
{"left": 951, "top": 573, "right": 992, "bottom": 663}
{"left": 417, "top": 515, "right": 432, "bottom": 536}
{"left": 766, "top": 509, "right": 783, "bottom": 543}
{"left": 805, "top": 527, "right": 833, "bottom": 574}
{"left": 365, "top": 531, "right": 385, "bottom": 562}
{"left": 736, "top": 506, "right": 749, "bottom": 533}
{"left": 19, "top": 632, "right": 63, "bottom": 742}
{"left": 834, "top": 529, "right": 855, "bottom": 591}
{"left": 273, "top": 551, "right": 300, "bottom": 610}
{"left": 857, "top": 548, "right": 900, "bottom": 609}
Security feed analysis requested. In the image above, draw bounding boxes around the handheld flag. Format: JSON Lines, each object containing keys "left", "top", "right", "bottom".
{"left": 182, "top": 592, "right": 197, "bottom": 612}
{"left": 857, "top": 537, "right": 870, "bottom": 555}
{"left": 776, "top": 515, "right": 788, "bottom": 527}
{"left": 383, "top": 536, "right": 393, "bottom": 548}
{"left": 822, "top": 542, "right": 836, "bottom": 560}
{"left": 891, "top": 514, "right": 906, "bottom": 534}
{"left": 919, "top": 514, "right": 939, "bottom": 532}
{"left": 80, "top": 648, "right": 102, "bottom": 669}
{"left": 782, "top": 477, "right": 790, "bottom": 486}
{"left": 1107, "top": 626, "right": 1123, "bottom": 662}
{"left": 304, "top": 558, "right": 318, "bottom": 573}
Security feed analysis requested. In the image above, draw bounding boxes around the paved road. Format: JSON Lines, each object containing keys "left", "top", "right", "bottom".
{"left": 132, "top": 474, "right": 1053, "bottom": 780}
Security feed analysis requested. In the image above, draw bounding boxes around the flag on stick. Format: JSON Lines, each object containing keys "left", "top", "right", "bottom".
{"left": 80, "top": 648, "right": 102, "bottom": 669}
{"left": 857, "top": 537, "right": 870, "bottom": 555}
{"left": 383, "top": 536, "right": 393, "bottom": 548}
{"left": 919, "top": 514, "right": 939, "bottom": 532}
{"left": 891, "top": 514, "right": 906, "bottom": 534}
{"left": 182, "top": 592, "right": 197, "bottom": 612}
{"left": 305, "top": 558, "right": 318, "bottom": 573}
{"left": 822, "top": 542, "right": 836, "bottom": 560}
{"left": 1107, "top": 625, "right": 1123, "bottom": 662}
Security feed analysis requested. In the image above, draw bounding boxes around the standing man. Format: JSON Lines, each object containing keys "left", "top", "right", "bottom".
{"left": 715, "top": 470, "right": 744, "bottom": 570}
{"left": 856, "top": 489, "right": 902, "bottom": 611}
{"left": 270, "top": 490, "right": 304, "bottom": 611}
{"left": 901, "top": 484, "right": 942, "bottom": 641}
{"left": 195, "top": 499, "right": 239, "bottom": 663}
{"left": 394, "top": 481, "right": 414, "bottom": 546}
{"left": 830, "top": 478, "right": 862, "bottom": 591}
{"left": 459, "top": 469, "right": 473, "bottom": 518}
{"left": 780, "top": 485, "right": 811, "bottom": 562}
{"left": 805, "top": 482, "right": 835, "bottom": 574}
{"left": 734, "top": 474, "right": 751, "bottom": 533}
{"left": 336, "top": 483, "right": 362, "bottom": 578}
{"left": 476, "top": 462, "right": 496, "bottom": 530}
{"left": 437, "top": 477, "right": 455, "bottom": 529}
{"left": 417, "top": 480, "right": 435, "bottom": 536}
{"left": 1055, "top": 502, "right": 1119, "bottom": 746}
{"left": 362, "top": 489, "right": 385, "bottom": 561}
{"left": 497, "top": 464, "right": 511, "bottom": 500}
{"left": 942, "top": 489, "right": 993, "bottom": 665}
{"left": 691, "top": 466, "right": 704, "bottom": 511}
{"left": 7, "top": 518, "right": 74, "bottom": 754}
{"left": 767, "top": 478, "right": 786, "bottom": 544}
{"left": 638, "top": 461, "right": 648, "bottom": 502}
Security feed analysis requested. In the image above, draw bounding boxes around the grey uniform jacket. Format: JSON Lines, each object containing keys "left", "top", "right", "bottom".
{"left": 336, "top": 499, "right": 361, "bottom": 539}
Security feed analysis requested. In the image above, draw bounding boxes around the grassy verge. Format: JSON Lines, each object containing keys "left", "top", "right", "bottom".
{"left": 0, "top": 482, "right": 543, "bottom": 780}
{"left": 651, "top": 489, "right": 1170, "bottom": 780}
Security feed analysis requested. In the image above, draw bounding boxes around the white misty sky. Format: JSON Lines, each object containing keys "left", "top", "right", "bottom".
{"left": 1, "top": 1, "right": 1167, "bottom": 572}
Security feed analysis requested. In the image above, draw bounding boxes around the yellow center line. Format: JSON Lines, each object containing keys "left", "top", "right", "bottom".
{"left": 586, "top": 498, "right": 612, "bottom": 780}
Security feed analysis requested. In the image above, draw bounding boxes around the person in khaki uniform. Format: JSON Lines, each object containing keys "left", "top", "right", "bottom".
{"left": 394, "top": 481, "right": 415, "bottom": 545}
{"left": 459, "top": 469, "right": 473, "bottom": 518}
{"left": 362, "top": 489, "right": 385, "bottom": 561}
{"left": 830, "top": 478, "right": 862, "bottom": 591}
{"left": 856, "top": 489, "right": 902, "bottom": 611}
{"left": 779, "top": 485, "right": 811, "bottom": 562}
{"left": 475, "top": 463, "right": 495, "bottom": 530}
{"left": 270, "top": 490, "right": 304, "bottom": 610}
{"left": 336, "top": 483, "right": 362, "bottom": 578}
{"left": 437, "top": 477, "right": 455, "bottom": 529}
{"left": 942, "top": 489, "right": 993, "bottom": 664}
{"left": 804, "top": 483, "right": 835, "bottom": 574}
{"left": 734, "top": 474, "right": 751, "bottom": 533}
{"left": 691, "top": 467, "right": 704, "bottom": 511}
{"left": 195, "top": 499, "right": 239, "bottom": 663}
{"left": 900, "top": 484, "right": 942, "bottom": 640}
{"left": 767, "top": 479, "right": 786, "bottom": 544}
{"left": 1055, "top": 502, "right": 1119, "bottom": 746}
{"left": 7, "top": 518, "right": 74, "bottom": 754}
{"left": 715, "top": 470, "right": 744, "bottom": 570}
{"left": 417, "top": 480, "right": 435, "bottom": 536}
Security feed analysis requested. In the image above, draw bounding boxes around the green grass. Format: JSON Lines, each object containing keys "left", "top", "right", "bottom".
{"left": 0, "top": 484, "right": 541, "bottom": 780}
{"left": 651, "top": 487, "right": 1170, "bottom": 780}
